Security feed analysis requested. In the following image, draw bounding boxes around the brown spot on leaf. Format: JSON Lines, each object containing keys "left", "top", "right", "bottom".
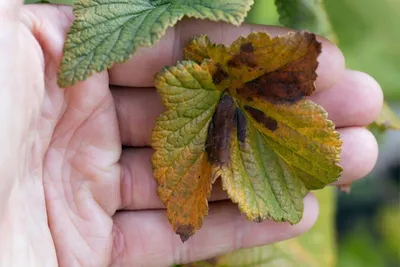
{"left": 235, "top": 108, "right": 247, "bottom": 143}
{"left": 227, "top": 43, "right": 257, "bottom": 68}
{"left": 244, "top": 105, "right": 278, "bottom": 131}
{"left": 240, "top": 42, "right": 254, "bottom": 53}
{"left": 206, "top": 94, "right": 236, "bottom": 165}
{"left": 212, "top": 63, "right": 229, "bottom": 84}
{"left": 176, "top": 224, "right": 195, "bottom": 243}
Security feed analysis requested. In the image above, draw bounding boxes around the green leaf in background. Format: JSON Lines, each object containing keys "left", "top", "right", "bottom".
{"left": 245, "top": 0, "right": 280, "bottom": 26}
{"left": 337, "top": 224, "right": 387, "bottom": 267}
{"left": 324, "top": 0, "right": 400, "bottom": 101}
{"left": 377, "top": 206, "right": 400, "bottom": 263}
{"left": 274, "top": 0, "right": 336, "bottom": 41}
{"left": 185, "top": 188, "right": 336, "bottom": 267}
{"left": 57, "top": 0, "right": 254, "bottom": 87}
{"left": 372, "top": 102, "right": 400, "bottom": 131}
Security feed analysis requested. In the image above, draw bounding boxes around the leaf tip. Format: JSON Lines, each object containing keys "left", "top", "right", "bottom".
{"left": 176, "top": 224, "right": 195, "bottom": 243}
{"left": 253, "top": 215, "right": 264, "bottom": 223}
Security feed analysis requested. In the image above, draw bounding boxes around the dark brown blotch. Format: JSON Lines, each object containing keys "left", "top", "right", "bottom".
{"left": 227, "top": 42, "right": 257, "bottom": 68}
{"left": 205, "top": 94, "right": 236, "bottom": 165}
{"left": 176, "top": 224, "right": 195, "bottom": 243}
{"left": 235, "top": 108, "right": 247, "bottom": 143}
{"left": 244, "top": 105, "right": 278, "bottom": 131}
{"left": 240, "top": 42, "right": 254, "bottom": 53}
{"left": 212, "top": 63, "right": 229, "bottom": 84}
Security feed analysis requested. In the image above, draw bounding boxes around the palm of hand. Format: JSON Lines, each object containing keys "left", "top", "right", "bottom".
{"left": 2, "top": 3, "right": 382, "bottom": 267}
{"left": 19, "top": 7, "right": 121, "bottom": 267}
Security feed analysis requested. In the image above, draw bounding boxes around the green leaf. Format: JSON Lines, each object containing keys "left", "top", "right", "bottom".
{"left": 186, "top": 188, "right": 337, "bottom": 267}
{"left": 377, "top": 206, "right": 400, "bottom": 262}
{"left": 324, "top": 0, "right": 400, "bottom": 100}
{"left": 153, "top": 32, "right": 342, "bottom": 241}
{"left": 57, "top": 0, "right": 254, "bottom": 87}
{"left": 371, "top": 101, "right": 400, "bottom": 131}
{"left": 274, "top": 0, "right": 336, "bottom": 41}
{"left": 245, "top": 0, "right": 280, "bottom": 26}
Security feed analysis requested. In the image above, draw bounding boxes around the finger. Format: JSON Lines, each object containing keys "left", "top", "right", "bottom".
{"left": 0, "top": 0, "right": 22, "bottom": 19}
{"left": 309, "top": 70, "right": 383, "bottom": 127}
{"left": 109, "top": 20, "right": 345, "bottom": 91}
{"left": 118, "top": 127, "right": 378, "bottom": 210}
{"left": 334, "top": 127, "right": 378, "bottom": 185}
{"left": 112, "top": 87, "right": 164, "bottom": 147}
{"left": 111, "top": 194, "right": 318, "bottom": 267}
{"left": 118, "top": 148, "right": 228, "bottom": 211}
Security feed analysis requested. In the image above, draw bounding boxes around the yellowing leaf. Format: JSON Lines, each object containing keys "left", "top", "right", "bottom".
{"left": 57, "top": 0, "right": 254, "bottom": 87}
{"left": 152, "top": 32, "right": 342, "bottom": 241}
{"left": 151, "top": 61, "right": 221, "bottom": 241}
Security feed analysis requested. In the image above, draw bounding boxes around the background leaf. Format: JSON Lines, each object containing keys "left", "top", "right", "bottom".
{"left": 371, "top": 101, "right": 400, "bottom": 131}
{"left": 245, "top": 0, "right": 280, "bottom": 26}
{"left": 57, "top": 0, "right": 254, "bottom": 87}
{"left": 274, "top": 0, "right": 336, "bottom": 41}
{"left": 324, "top": 0, "right": 400, "bottom": 101}
{"left": 184, "top": 188, "right": 336, "bottom": 267}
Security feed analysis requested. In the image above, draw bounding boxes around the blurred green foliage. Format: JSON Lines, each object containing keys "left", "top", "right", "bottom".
{"left": 336, "top": 173, "right": 400, "bottom": 267}
{"left": 324, "top": 0, "right": 400, "bottom": 100}
{"left": 378, "top": 206, "right": 400, "bottom": 263}
{"left": 337, "top": 224, "right": 387, "bottom": 267}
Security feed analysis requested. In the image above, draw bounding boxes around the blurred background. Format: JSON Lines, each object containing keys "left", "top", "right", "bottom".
{"left": 323, "top": 1, "right": 400, "bottom": 266}
{"left": 23, "top": 0, "right": 400, "bottom": 266}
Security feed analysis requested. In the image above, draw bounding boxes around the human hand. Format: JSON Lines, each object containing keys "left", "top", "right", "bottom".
{"left": 0, "top": 1, "right": 382, "bottom": 266}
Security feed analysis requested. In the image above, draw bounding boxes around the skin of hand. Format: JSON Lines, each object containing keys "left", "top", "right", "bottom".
{"left": 0, "top": 1, "right": 383, "bottom": 267}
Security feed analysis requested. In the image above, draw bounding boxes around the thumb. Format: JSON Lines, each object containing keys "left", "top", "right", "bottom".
{"left": 0, "top": 0, "right": 44, "bottom": 200}
{"left": 0, "top": 0, "right": 24, "bottom": 195}
{"left": 0, "top": 0, "right": 22, "bottom": 19}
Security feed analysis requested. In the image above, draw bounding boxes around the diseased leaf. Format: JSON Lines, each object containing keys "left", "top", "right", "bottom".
{"left": 151, "top": 61, "right": 221, "bottom": 242}
{"left": 275, "top": 0, "right": 336, "bottom": 41}
{"left": 57, "top": 0, "right": 254, "bottom": 87}
{"left": 372, "top": 101, "right": 400, "bottom": 131}
{"left": 152, "top": 32, "right": 342, "bottom": 241}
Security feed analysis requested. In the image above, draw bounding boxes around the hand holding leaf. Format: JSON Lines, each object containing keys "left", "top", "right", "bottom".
{"left": 151, "top": 32, "right": 342, "bottom": 241}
